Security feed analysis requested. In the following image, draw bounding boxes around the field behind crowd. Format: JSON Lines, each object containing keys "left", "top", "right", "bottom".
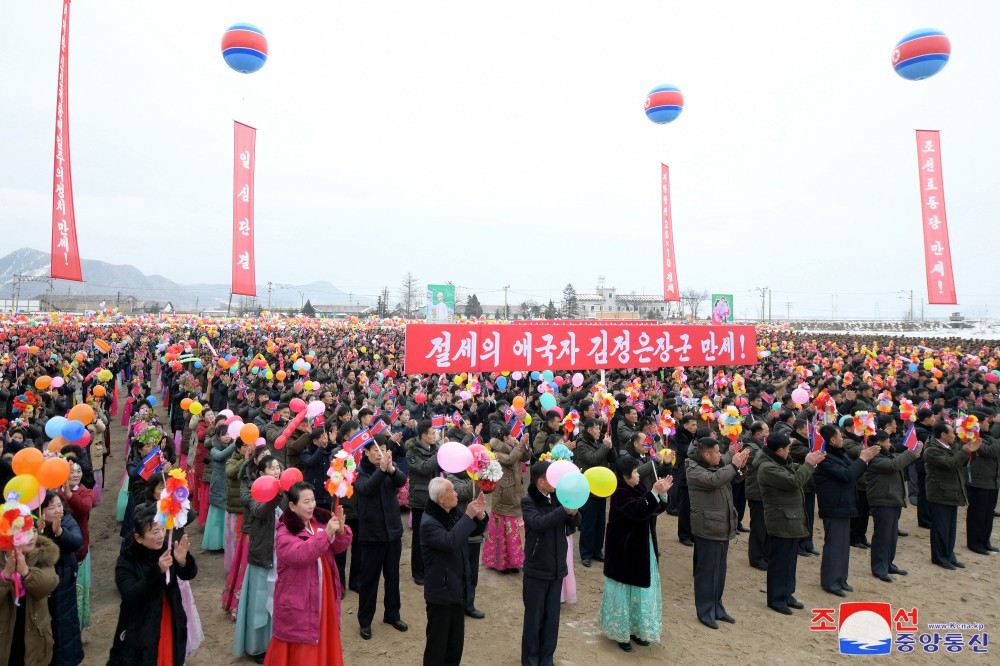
{"left": 81, "top": 400, "right": 1000, "bottom": 665}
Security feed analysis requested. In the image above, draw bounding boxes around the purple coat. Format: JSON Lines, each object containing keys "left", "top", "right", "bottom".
{"left": 271, "top": 507, "right": 353, "bottom": 645}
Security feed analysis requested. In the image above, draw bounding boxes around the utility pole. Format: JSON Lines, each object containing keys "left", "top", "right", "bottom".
{"left": 503, "top": 285, "right": 510, "bottom": 320}
{"left": 267, "top": 282, "right": 290, "bottom": 311}
{"left": 768, "top": 290, "right": 772, "bottom": 321}
{"left": 11, "top": 274, "right": 54, "bottom": 313}
{"left": 227, "top": 292, "right": 233, "bottom": 317}
{"left": 753, "top": 287, "right": 768, "bottom": 321}
{"left": 909, "top": 289, "right": 914, "bottom": 321}
{"left": 785, "top": 301, "right": 792, "bottom": 320}
{"left": 297, "top": 290, "right": 305, "bottom": 309}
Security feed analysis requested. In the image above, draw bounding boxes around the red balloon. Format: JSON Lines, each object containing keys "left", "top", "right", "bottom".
{"left": 289, "top": 398, "right": 306, "bottom": 413}
{"left": 251, "top": 475, "right": 279, "bottom": 503}
{"left": 274, "top": 435, "right": 288, "bottom": 450}
{"left": 280, "top": 468, "right": 303, "bottom": 492}
{"left": 986, "top": 372, "right": 999, "bottom": 384}
{"left": 225, "top": 415, "right": 241, "bottom": 426}
{"left": 414, "top": 392, "right": 426, "bottom": 404}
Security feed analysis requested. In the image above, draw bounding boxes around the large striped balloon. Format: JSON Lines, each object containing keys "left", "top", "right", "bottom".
{"left": 644, "top": 85, "right": 683, "bottom": 124}
{"left": 222, "top": 23, "right": 268, "bottom": 74}
{"left": 892, "top": 29, "right": 950, "bottom": 81}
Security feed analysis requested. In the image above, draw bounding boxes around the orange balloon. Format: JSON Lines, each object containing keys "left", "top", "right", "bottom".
{"left": 68, "top": 404, "right": 95, "bottom": 425}
{"left": 75, "top": 352, "right": 85, "bottom": 362}
{"left": 95, "top": 339, "right": 111, "bottom": 353}
{"left": 512, "top": 396, "right": 525, "bottom": 409}
{"left": 240, "top": 423, "right": 260, "bottom": 445}
{"left": 11, "top": 448, "right": 44, "bottom": 476}
{"left": 93, "top": 385, "right": 106, "bottom": 397}
{"left": 47, "top": 436, "right": 68, "bottom": 453}
{"left": 36, "top": 458, "right": 71, "bottom": 488}
{"left": 276, "top": 370, "right": 287, "bottom": 381}
{"left": 180, "top": 398, "right": 193, "bottom": 411}
{"left": 27, "top": 346, "right": 39, "bottom": 355}
{"left": 34, "top": 376, "right": 52, "bottom": 390}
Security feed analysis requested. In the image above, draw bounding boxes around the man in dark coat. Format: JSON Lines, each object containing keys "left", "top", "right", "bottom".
{"left": 758, "top": 432, "right": 825, "bottom": 614}
{"left": 966, "top": 411, "right": 1000, "bottom": 555}
{"left": 672, "top": 415, "right": 699, "bottom": 546}
{"left": 914, "top": 408, "right": 937, "bottom": 528}
{"left": 924, "top": 422, "right": 980, "bottom": 569}
{"left": 865, "top": 428, "right": 921, "bottom": 581}
{"left": 744, "top": 421, "right": 770, "bottom": 569}
{"left": 355, "top": 435, "right": 409, "bottom": 639}
{"left": 814, "top": 425, "right": 878, "bottom": 596}
{"left": 521, "top": 461, "right": 581, "bottom": 666}
{"left": 574, "top": 418, "right": 617, "bottom": 566}
{"left": 687, "top": 437, "right": 750, "bottom": 628}
{"left": 420, "top": 478, "right": 488, "bottom": 666}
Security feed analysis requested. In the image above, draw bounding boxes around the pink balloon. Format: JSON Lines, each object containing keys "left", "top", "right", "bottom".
{"left": 571, "top": 372, "right": 584, "bottom": 388}
{"left": 437, "top": 441, "right": 473, "bottom": 474}
{"left": 274, "top": 435, "right": 288, "bottom": 450}
{"left": 551, "top": 407, "right": 564, "bottom": 419}
{"left": 468, "top": 443, "right": 487, "bottom": 458}
{"left": 459, "top": 391, "right": 471, "bottom": 401}
{"left": 791, "top": 388, "right": 809, "bottom": 405}
{"left": 289, "top": 398, "right": 306, "bottom": 414}
{"left": 26, "top": 485, "right": 47, "bottom": 511}
{"left": 225, "top": 415, "right": 241, "bottom": 426}
{"left": 311, "top": 382, "right": 322, "bottom": 391}
{"left": 51, "top": 376, "right": 65, "bottom": 388}
{"left": 255, "top": 437, "right": 266, "bottom": 447}
{"left": 227, "top": 421, "right": 245, "bottom": 439}
{"left": 306, "top": 401, "right": 325, "bottom": 418}
{"left": 511, "top": 372, "right": 523, "bottom": 381}
{"left": 218, "top": 409, "right": 234, "bottom": 419}
{"left": 69, "top": 430, "right": 91, "bottom": 447}
{"left": 553, "top": 376, "right": 565, "bottom": 387}
{"left": 545, "top": 460, "right": 577, "bottom": 488}
{"left": 537, "top": 383, "right": 546, "bottom": 393}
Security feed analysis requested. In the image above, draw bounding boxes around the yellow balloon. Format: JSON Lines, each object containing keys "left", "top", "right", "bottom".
{"left": 923, "top": 359, "right": 934, "bottom": 371}
{"left": 4, "top": 474, "right": 40, "bottom": 503}
{"left": 584, "top": 466, "right": 617, "bottom": 498}
{"left": 501, "top": 371, "right": 510, "bottom": 376}
{"left": 523, "top": 414, "right": 532, "bottom": 427}
{"left": 189, "top": 401, "right": 203, "bottom": 415}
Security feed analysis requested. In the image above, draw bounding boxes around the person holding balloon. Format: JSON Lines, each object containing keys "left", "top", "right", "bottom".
{"left": 482, "top": 422, "right": 531, "bottom": 574}
{"left": 222, "top": 433, "right": 260, "bottom": 620}
{"left": 0, "top": 524, "right": 60, "bottom": 666}
{"left": 204, "top": 424, "right": 236, "bottom": 552}
{"left": 233, "top": 454, "right": 285, "bottom": 663}
{"left": 38, "top": 489, "right": 84, "bottom": 666}
{"left": 58, "top": 462, "right": 94, "bottom": 630}
{"left": 598, "top": 456, "right": 672, "bottom": 653}
{"left": 574, "top": 418, "right": 618, "bottom": 567}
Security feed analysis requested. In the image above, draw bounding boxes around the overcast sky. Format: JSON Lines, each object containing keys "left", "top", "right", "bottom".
{"left": 1, "top": 1, "right": 997, "bottom": 320}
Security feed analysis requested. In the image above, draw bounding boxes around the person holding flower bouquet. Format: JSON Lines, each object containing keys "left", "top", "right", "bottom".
{"left": 925, "top": 421, "right": 979, "bottom": 569}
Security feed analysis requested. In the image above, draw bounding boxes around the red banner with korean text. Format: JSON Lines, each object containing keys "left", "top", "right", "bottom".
{"left": 232, "top": 121, "right": 257, "bottom": 296}
{"left": 660, "top": 164, "right": 679, "bottom": 302}
{"left": 405, "top": 323, "right": 757, "bottom": 375}
{"left": 50, "top": 0, "right": 82, "bottom": 281}
{"left": 915, "top": 130, "right": 956, "bottom": 305}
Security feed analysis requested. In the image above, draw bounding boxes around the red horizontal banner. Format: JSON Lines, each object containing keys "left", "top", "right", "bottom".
{"left": 404, "top": 323, "right": 757, "bottom": 374}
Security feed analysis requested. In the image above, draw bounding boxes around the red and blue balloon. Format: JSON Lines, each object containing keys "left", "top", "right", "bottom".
{"left": 644, "top": 84, "right": 683, "bottom": 124}
{"left": 222, "top": 23, "right": 268, "bottom": 74}
{"left": 891, "top": 29, "right": 950, "bottom": 81}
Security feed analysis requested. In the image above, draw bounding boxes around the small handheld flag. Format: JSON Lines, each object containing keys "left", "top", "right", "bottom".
{"left": 903, "top": 425, "right": 920, "bottom": 452}
{"left": 369, "top": 418, "right": 388, "bottom": 437}
{"left": 761, "top": 391, "right": 775, "bottom": 406}
{"left": 808, "top": 422, "right": 825, "bottom": 453}
{"left": 344, "top": 428, "right": 373, "bottom": 458}
{"left": 139, "top": 447, "right": 165, "bottom": 481}
{"left": 389, "top": 404, "right": 403, "bottom": 424}
{"left": 509, "top": 419, "right": 524, "bottom": 439}
{"left": 431, "top": 414, "right": 446, "bottom": 430}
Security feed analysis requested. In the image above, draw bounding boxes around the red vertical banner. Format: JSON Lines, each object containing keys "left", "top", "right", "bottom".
{"left": 232, "top": 121, "right": 257, "bottom": 296}
{"left": 50, "top": 0, "right": 82, "bottom": 281}
{"left": 660, "top": 164, "right": 679, "bottom": 301}
{"left": 915, "top": 130, "right": 957, "bottom": 305}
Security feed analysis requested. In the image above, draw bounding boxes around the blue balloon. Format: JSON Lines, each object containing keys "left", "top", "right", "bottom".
{"left": 555, "top": 472, "right": 590, "bottom": 510}
{"left": 530, "top": 371, "right": 540, "bottom": 381}
{"left": 194, "top": 360, "right": 203, "bottom": 369}
{"left": 222, "top": 23, "right": 268, "bottom": 74}
{"left": 45, "top": 416, "right": 68, "bottom": 439}
{"left": 908, "top": 363, "right": 919, "bottom": 372}
{"left": 147, "top": 395, "right": 157, "bottom": 407}
{"left": 542, "top": 370, "right": 554, "bottom": 383}
{"left": 62, "top": 420, "right": 85, "bottom": 442}
{"left": 496, "top": 376, "right": 508, "bottom": 390}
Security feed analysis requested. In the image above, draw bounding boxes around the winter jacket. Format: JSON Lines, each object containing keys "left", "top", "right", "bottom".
{"left": 263, "top": 420, "right": 287, "bottom": 468}
{"left": 444, "top": 471, "right": 487, "bottom": 544}
{"left": 44, "top": 515, "right": 84, "bottom": 666}
{"left": 744, "top": 437, "right": 766, "bottom": 501}
{"left": 758, "top": 447, "right": 816, "bottom": 539}
{"left": 62, "top": 485, "right": 93, "bottom": 562}
{"left": 107, "top": 541, "right": 197, "bottom": 666}
{"left": 354, "top": 456, "right": 407, "bottom": 543}
{"left": 672, "top": 428, "right": 697, "bottom": 486}
{"left": 686, "top": 453, "right": 744, "bottom": 541}
{"left": 405, "top": 438, "right": 440, "bottom": 510}
{"left": 420, "top": 499, "right": 487, "bottom": 606}
{"left": 302, "top": 443, "right": 334, "bottom": 510}
{"left": 489, "top": 437, "right": 530, "bottom": 517}
{"left": 241, "top": 466, "right": 285, "bottom": 569}
{"left": 521, "top": 484, "right": 580, "bottom": 581}
{"left": 924, "top": 438, "right": 971, "bottom": 506}
{"left": 208, "top": 436, "right": 236, "bottom": 509}
{"left": 270, "top": 508, "right": 351, "bottom": 645}
{"left": 603, "top": 480, "right": 666, "bottom": 588}
{"left": 225, "top": 451, "right": 248, "bottom": 514}
{"left": 969, "top": 429, "right": 1000, "bottom": 490}
{"left": 865, "top": 447, "right": 918, "bottom": 507}
{"left": 0, "top": 535, "right": 59, "bottom": 666}
{"left": 285, "top": 430, "right": 312, "bottom": 472}
{"left": 574, "top": 431, "right": 618, "bottom": 473}
{"left": 789, "top": 431, "right": 817, "bottom": 494}
{"left": 814, "top": 446, "right": 868, "bottom": 519}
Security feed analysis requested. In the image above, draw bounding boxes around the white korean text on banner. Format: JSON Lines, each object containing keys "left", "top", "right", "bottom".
{"left": 232, "top": 121, "right": 257, "bottom": 296}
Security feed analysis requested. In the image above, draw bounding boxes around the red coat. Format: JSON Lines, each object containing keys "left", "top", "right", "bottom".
{"left": 271, "top": 508, "right": 352, "bottom": 645}
{"left": 63, "top": 486, "right": 94, "bottom": 562}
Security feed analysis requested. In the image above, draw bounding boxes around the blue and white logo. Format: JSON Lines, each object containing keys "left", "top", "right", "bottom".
{"left": 839, "top": 603, "right": 892, "bottom": 655}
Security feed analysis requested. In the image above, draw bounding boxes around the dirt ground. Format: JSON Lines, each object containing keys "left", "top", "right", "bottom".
{"left": 82, "top": 406, "right": 1000, "bottom": 665}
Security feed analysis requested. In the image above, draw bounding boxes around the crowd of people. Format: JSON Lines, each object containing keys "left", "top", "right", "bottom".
{"left": 0, "top": 313, "right": 998, "bottom": 664}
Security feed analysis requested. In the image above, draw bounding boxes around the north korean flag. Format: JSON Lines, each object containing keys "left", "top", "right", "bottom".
{"left": 509, "top": 418, "right": 524, "bottom": 440}
{"left": 761, "top": 391, "right": 775, "bottom": 406}
{"left": 808, "top": 422, "right": 825, "bottom": 453}
{"left": 389, "top": 404, "right": 403, "bottom": 424}
{"left": 344, "top": 428, "right": 372, "bottom": 457}
{"left": 431, "top": 414, "right": 446, "bottom": 430}
{"left": 139, "top": 447, "right": 165, "bottom": 480}
{"left": 902, "top": 425, "right": 920, "bottom": 452}
{"left": 369, "top": 418, "right": 388, "bottom": 438}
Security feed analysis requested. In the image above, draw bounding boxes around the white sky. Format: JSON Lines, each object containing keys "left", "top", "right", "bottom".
{"left": 1, "top": 1, "right": 997, "bottom": 320}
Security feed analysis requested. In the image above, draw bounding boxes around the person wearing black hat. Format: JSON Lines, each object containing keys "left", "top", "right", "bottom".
{"left": 354, "top": 433, "right": 408, "bottom": 640}
{"left": 758, "top": 432, "right": 825, "bottom": 614}
{"left": 520, "top": 461, "right": 580, "bottom": 665}
{"left": 914, "top": 408, "right": 937, "bottom": 528}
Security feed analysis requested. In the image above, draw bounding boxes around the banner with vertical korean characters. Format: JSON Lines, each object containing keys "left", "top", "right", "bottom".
{"left": 915, "top": 130, "right": 956, "bottom": 305}
{"left": 50, "top": 0, "right": 82, "bottom": 282}
{"left": 660, "top": 164, "right": 680, "bottom": 301}
{"left": 232, "top": 121, "right": 257, "bottom": 296}
{"left": 405, "top": 323, "right": 757, "bottom": 374}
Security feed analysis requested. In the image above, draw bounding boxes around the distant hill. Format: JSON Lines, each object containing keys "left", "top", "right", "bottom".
{"left": 0, "top": 247, "right": 369, "bottom": 309}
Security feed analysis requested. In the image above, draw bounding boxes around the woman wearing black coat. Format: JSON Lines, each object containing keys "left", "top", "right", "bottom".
{"left": 598, "top": 456, "right": 672, "bottom": 653}
{"left": 108, "top": 505, "right": 197, "bottom": 666}
{"left": 39, "top": 490, "right": 83, "bottom": 666}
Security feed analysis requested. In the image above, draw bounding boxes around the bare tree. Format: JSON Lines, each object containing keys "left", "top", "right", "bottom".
{"left": 398, "top": 272, "right": 420, "bottom": 319}
{"left": 680, "top": 289, "right": 709, "bottom": 319}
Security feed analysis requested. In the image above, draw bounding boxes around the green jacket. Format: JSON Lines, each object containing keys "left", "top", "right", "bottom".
{"left": 757, "top": 447, "right": 816, "bottom": 539}
{"left": 686, "top": 452, "right": 743, "bottom": 541}
{"left": 864, "top": 447, "right": 918, "bottom": 508}
{"left": 924, "top": 438, "right": 970, "bottom": 506}
{"left": 226, "top": 451, "right": 248, "bottom": 514}
{"left": 744, "top": 438, "right": 766, "bottom": 501}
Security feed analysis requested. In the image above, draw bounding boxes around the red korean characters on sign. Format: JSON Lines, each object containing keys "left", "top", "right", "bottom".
{"left": 232, "top": 121, "right": 257, "bottom": 296}
{"left": 404, "top": 323, "right": 758, "bottom": 375}
{"left": 661, "top": 164, "right": 680, "bottom": 302}
{"left": 915, "top": 130, "right": 956, "bottom": 305}
{"left": 50, "top": 0, "right": 82, "bottom": 282}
